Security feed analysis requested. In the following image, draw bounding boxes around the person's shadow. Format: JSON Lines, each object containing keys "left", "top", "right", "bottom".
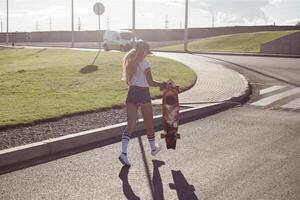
{"left": 169, "top": 170, "right": 198, "bottom": 200}
{"left": 152, "top": 160, "right": 165, "bottom": 200}
{"left": 118, "top": 166, "right": 140, "bottom": 200}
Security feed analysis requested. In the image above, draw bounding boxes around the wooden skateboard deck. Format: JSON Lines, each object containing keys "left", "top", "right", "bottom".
{"left": 161, "top": 81, "right": 180, "bottom": 149}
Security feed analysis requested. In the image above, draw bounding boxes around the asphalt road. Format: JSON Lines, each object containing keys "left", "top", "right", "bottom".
{"left": 0, "top": 107, "right": 298, "bottom": 200}
{"left": 203, "top": 54, "right": 300, "bottom": 86}
{"left": 0, "top": 53, "right": 299, "bottom": 200}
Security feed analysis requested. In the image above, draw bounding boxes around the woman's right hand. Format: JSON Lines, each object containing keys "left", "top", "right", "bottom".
{"left": 159, "top": 81, "right": 167, "bottom": 90}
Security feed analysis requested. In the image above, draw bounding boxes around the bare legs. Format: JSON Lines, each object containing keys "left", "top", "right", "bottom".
{"left": 124, "top": 103, "right": 138, "bottom": 135}
{"left": 120, "top": 102, "right": 160, "bottom": 167}
{"left": 124, "top": 102, "right": 154, "bottom": 137}
{"left": 119, "top": 103, "right": 139, "bottom": 166}
{"left": 140, "top": 103, "right": 155, "bottom": 137}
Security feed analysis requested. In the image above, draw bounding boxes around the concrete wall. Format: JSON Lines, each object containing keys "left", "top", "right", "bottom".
{"left": 1, "top": 26, "right": 300, "bottom": 43}
{"left": 260, "top": 31, "right": 300, "bottom": 55}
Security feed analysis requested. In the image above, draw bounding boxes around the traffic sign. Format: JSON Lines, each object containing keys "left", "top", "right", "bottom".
{"left": 93, "top": 2, "right": 105, "bottom": 16}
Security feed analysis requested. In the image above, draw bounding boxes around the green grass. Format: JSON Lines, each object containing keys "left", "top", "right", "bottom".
{"left": 157, "top": 30, "right": 299, "bottom": 52}
{"left": 0, "top": 48, "right": 196, "bottom": 127}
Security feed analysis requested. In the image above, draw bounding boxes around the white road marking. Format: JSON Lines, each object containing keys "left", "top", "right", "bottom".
{"left": 281, "top": 97, "right": 300, "bottom": 109}
{"left": 260, "top": 85, "right": 286, "bottom": 95}
{"left": 252, "top": 88, "right": 300, "bottom": 107}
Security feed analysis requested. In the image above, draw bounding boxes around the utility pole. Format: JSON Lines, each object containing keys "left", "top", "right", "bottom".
{"left": 35, "top": 22, "right": 39, "bottom": 31}
{"left": 165, "top": 15, "right": 169, "bottom": 29}
{"left": 78, "top": 17, "right": 81, "bottom": 31}
{"left": 71, "top": 0, "right": 74, "bottom": 48}
{"left": 106, "top": 16, "right": 109, "bottom": 30}
{"left": 49, "top": 17, "right": 52, "bottom": 31}
{"left": 212, "top": 11, "right": 215, "bottom": 28}
{"left": 132, "top": 0, "right": 136, "bottom": 48}
{"left": 6, "top": 0, "right": 9, "bottom": 44}
{"left": 184, "top": 0, "right": 189, "bottom": 52}
{"left": 1, "top": 19, "right": 2, "bottom": 32}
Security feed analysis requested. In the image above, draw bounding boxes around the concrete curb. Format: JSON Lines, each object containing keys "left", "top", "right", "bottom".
{"left": 0, "top": 78, "right": 250, "bottom": 169}
{"left": 152, "top": 49, "right": 300, "bottom": 58}
{"left": 0, "top": 104, "right": 223, "bottom": 168}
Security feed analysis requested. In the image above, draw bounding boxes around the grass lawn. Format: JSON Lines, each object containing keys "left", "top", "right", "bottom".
{"left": 0, "top": 48, "right": 196, "bottom": 127}
{"left": 157, "top": 30, "right": 299, "bottom": 52}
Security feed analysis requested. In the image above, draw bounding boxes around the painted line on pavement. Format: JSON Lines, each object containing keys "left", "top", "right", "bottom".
{"left": 251, "top": 87, "right": 300, "bottom": 107}
{"left": 259, "top": 85, "right": 286, "bottom": 95}
{"left": 281, "top": 97, "right": 300, "bottom": 109}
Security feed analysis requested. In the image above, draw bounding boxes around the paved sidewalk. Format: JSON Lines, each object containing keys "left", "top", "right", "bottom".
{"left": 153, "top": 52, "right": 248, "bottom": 107}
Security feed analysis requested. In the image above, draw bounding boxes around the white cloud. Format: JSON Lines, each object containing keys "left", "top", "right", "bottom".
{"left": 269, "top": 0, "right": 283, "bottom": 5}
{"left": 137, "top": 12, "right": 155, "bottom": 19}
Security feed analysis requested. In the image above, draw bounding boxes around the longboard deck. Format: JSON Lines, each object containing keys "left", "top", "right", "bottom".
{"left": 161, "top": 81, "right": 180, "bottom": 149}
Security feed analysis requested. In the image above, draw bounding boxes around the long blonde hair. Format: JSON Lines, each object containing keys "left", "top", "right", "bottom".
{"left": 122, "top": 42, "right": 151, "bottom": 84}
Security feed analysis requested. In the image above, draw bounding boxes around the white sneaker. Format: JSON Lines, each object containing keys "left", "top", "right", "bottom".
{"left": 151, "top": 143, "right": 162, "bottom": 156}
{"left": 119, "top": 153, "right": 131, "bottom": 167}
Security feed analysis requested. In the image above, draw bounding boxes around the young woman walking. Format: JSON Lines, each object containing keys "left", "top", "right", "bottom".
{"left": 119, "top": 41, "right": 165, "bottom": 167}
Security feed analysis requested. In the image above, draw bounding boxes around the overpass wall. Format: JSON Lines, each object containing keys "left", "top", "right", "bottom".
{"left": 0, "top": 26, "right": 300, "bottom": 43}
{"left": 260, "top": 31, "right": 300, "bottom": 55}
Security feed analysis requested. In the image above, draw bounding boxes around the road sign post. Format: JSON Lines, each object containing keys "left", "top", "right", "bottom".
{"left": 93, "top": 2, "right": 105, "bottom": 51}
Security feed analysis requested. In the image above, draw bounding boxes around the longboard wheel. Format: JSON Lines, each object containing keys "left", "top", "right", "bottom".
{"left": 176, "top": 133, "right": 180, "bottom": 139}
{"left": 161, "top": 133, "right": 165, "bottom": 139}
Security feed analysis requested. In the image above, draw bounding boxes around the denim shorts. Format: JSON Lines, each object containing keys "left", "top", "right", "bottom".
{"left": 126, "top": 85, "right": 151, "bottom": 105}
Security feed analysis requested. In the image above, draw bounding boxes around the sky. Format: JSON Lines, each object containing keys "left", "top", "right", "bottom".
{"left": 0, "top": 0, "right": 299, "bottom": 32}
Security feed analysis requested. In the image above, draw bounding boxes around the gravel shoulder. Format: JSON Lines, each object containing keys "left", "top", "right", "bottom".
{"left": 0, "top": 105, "right": 188, "bottom": 150}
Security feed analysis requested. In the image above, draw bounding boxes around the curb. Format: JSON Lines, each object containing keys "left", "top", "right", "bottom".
{"left": 0, "top": 104, "right": 227, "bottom": 169}
{"left": 152, "top": 49, "right": 300, "bottom": 59}
{"left": 0, "top": 78, "right": 250, "bottom": 170}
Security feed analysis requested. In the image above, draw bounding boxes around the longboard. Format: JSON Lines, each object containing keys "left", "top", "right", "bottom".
{"left": 160, "top": 81, "right": 180, "bottom": 149}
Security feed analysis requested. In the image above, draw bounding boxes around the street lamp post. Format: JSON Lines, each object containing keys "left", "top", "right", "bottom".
{"left": 71, "top": 0, "right": 74, "bottom": 48}
{"left": 184, "top": 0, "right": 189, "bottom": 52}
{"left": 132, "top": 0, "right": 136, "bottom": 48}
{"left": 6, "top": 0, "right": 9, "bottom": 44}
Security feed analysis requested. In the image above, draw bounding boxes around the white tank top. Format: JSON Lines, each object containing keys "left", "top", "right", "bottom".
{"left": 130, "top": 60, "right": 151, "bottom": 87}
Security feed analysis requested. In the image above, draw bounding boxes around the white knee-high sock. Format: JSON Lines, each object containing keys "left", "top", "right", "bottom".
{"left": 147, "top": 134, "right": 156, "bottom": 150}
{"left": 121, "top": 133, "right": 131, "bottom": 155}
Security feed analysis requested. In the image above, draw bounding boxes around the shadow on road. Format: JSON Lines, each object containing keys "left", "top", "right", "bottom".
{"left": 138, "top": 136, "right": 155, "bottom": 198}
{"left": 119, "top": 166, "right": 141, "bottom": 200}
{"left": 169, "top": 170, "right": 198, "bottom": 200}
{"left": 138, "top": 136, "right": 198, "bottom": 200}
{"left": 152, "top": 159, "right": 166, "bottom": 200}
